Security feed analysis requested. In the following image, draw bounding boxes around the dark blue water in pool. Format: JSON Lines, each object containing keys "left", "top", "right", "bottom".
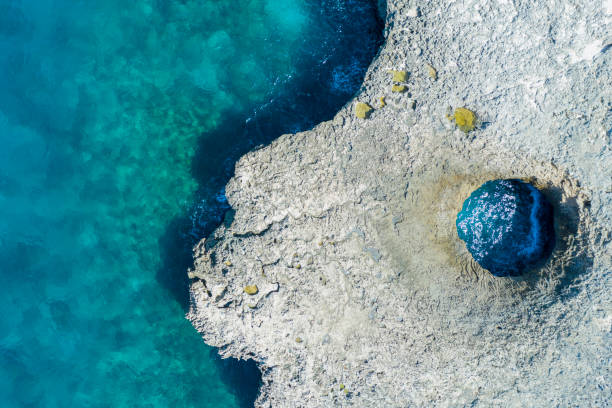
{"left": 0, "top": 1, "right": 383, "bottom": 406}
{"left": 457, "top": 179, "right": 555, "bottom": 277}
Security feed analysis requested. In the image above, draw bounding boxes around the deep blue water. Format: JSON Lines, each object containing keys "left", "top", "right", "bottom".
{"left": 457, "top": 179, "right": 555, "bottom": 277}
{"left": 0, "top": 1, "right": 382, "bottom": 406}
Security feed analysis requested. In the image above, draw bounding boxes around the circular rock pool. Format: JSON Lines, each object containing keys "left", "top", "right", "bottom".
{"left": 456, "top": 179, "right": 556, "bottom": 277}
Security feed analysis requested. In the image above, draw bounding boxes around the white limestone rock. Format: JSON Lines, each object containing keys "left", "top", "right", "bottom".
{"left": 188, "top": 0, "right": 611, "bottom": 406}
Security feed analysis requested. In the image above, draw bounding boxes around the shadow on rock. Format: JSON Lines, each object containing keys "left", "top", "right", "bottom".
{"left": 539, "top": 184, "right": 595, "bottom": 297}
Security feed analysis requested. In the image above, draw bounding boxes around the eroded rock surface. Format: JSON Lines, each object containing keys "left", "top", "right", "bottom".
{"left": 188, "top": 1, "right": 611, "bottom": 406}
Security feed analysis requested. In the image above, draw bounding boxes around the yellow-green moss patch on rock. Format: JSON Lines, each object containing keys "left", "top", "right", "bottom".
{"left": 379, "top": 96, "right": 386, "bottom": 108}
{"left": 426, "top": 64, "right": 437, "bottom": 80}
{"left": 391, "top": 84, "right": 407, "bottom": 93}
{"left": 452, "top": 107, "right": 477, "bottom": 132}
{"left": 355, "top": 102, "right": 373, "bottom": 119}
{"left": 389, "top": 70, "right": 408, "bottom": 83}
{"left": 244, "top": 285, "right": 259, "bottom": 295}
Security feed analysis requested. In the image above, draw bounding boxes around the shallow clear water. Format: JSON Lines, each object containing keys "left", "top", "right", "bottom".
{"left": 0, "top": 1, "right": 382, "bottom": 406}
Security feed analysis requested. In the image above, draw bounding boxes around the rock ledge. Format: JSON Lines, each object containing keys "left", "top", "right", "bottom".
{"left": 188, "top": 1, "right": 611, "bottom": 406}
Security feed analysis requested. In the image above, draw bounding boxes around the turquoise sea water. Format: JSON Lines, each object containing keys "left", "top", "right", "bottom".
{"left": 0, "top": 0, "right": 382, "bottom": 406}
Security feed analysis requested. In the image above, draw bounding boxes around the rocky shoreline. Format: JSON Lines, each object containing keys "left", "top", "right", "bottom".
{"left": 188, "top": 1, "right": 611, "bottom": 406}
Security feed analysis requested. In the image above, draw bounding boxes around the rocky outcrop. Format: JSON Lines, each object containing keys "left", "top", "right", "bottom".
{"left": 188, "top": 1, "right": 611, "bottom": 406}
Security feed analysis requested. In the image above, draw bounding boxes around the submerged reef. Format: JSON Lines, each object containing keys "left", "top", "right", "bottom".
{"left": 456, "top": 179, "right": 555, "bottom": 276}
